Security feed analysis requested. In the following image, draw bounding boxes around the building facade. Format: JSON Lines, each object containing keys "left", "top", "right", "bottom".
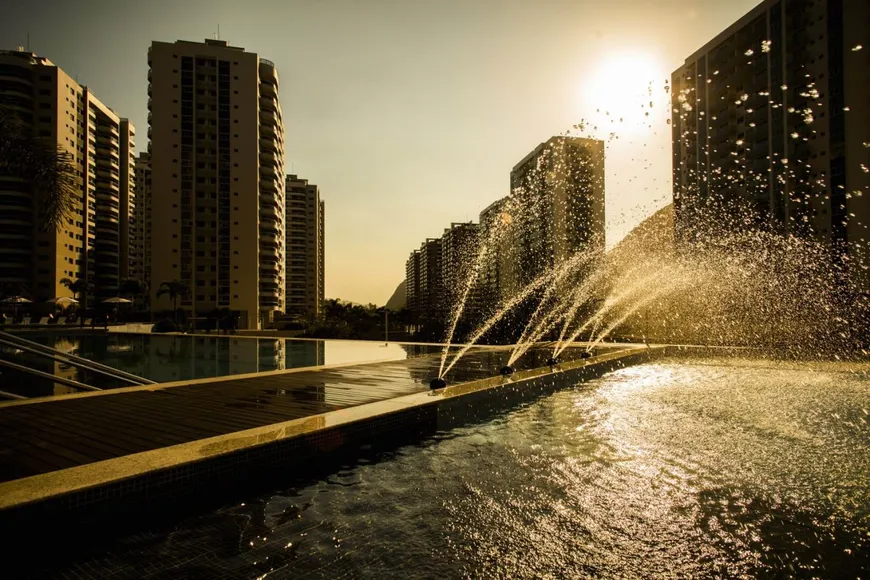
{"left": 672, "top": 0, "right": 870, "bottom": 291}
{"left": 477, "top": 196, "right": 511, "bottom": 308}
{"left": 405, "top": 249, "right": 421, "bottom": 325}
{"left": 0, "top": 49, "right": 135, "bottom": 305}
{"left": 440, "top": 221, "right": 480, "bottom": 316}
{"left": 148, "top": 39, "right": 286, "bottom": 329}
{"left": 417, "top": 237, "right": 443, "bottom": 324}
{"left": 284, "top": 174, "right": 325, "bottom": 320}
{"left": 507, "top": 136, "right": 606, "bottom": 294}
{"left": 132, "top": 152, "right": 152, "bottom": 291}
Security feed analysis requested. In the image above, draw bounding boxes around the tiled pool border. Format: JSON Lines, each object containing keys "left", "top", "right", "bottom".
{"left": 0, "top": 344, "right": 676, "bottom": 540}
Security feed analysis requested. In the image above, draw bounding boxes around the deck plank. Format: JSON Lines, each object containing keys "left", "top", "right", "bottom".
{"left": 0, "top": 347, "right": 565, "bottom": 484}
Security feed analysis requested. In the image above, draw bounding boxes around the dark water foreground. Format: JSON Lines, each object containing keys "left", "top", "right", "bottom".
{"left": 47, "top": 357, "right": 870, "bottom": 578}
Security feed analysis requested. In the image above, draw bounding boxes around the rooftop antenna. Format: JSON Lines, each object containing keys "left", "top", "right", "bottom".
{"left": 217, "top": 23, "right": 220, "bottom": 40}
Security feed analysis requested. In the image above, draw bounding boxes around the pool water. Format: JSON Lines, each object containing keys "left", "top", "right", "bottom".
{"left": 49, "top": 356, "right": 870, "bottom": 578}
{"left": 0, "top": 334, "right": 441, "bottom": 397}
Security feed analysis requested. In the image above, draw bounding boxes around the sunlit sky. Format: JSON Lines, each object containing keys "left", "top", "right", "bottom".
{"left": 1, "top": 0, "right": 760, "bottom": 305}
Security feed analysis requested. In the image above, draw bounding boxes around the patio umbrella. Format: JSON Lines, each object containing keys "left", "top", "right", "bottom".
{"left": 2, "top": 296, "right": 31, "bottom": 317}
{"left": 47, "top": 297, "right": 79, "bottom": 305}
{"left": 102, "top": 297, "right": 133, "bottom": 304}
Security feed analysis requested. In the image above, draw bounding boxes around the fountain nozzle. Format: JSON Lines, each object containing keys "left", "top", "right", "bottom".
{"left": 547, "top": 356, "right": 560, "bottom": 367}
{"left": 500, "top": 365, "right": 515, "bottom": 376}
{"left": 429, "top": 377, "right": 447, "bottom": 390}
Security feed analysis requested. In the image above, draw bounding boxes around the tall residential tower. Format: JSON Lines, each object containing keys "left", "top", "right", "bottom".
{"left": 0, "top": 48, "right": 135, "bottom": 305}
{"left": 672, "top": 0, "right": 870, "bottom": 291}
{"left": 147, "top": 39, "right": 286, "bottom": 328}
{"left": 507, "top": 136, "right": 606, "bottom": 294}
{"left": 284, "top": 174, "right": 325, "bottom": 320}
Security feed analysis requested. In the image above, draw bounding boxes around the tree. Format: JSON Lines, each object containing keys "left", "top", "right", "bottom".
{"left": 119, "top": 278, "right": 142, "bottom": 298}
{"left": 0, "top": 105, "right": 78, "bottom": 232}
{"left": 59, "top": 277, "right": 91, "bottom": 306}
{"left": 156, "top": 280, "right": 188, "bottom": 321}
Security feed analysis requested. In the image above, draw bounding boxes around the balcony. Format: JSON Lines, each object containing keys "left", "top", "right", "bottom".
{"left": 259, "top": 110, "right": 278, "bottom": 127}
{"left": 259, "top": 137, "right": 278, "bottom": 155}
{"left": 260, "top": 82, "right": 276, "bottom": 99}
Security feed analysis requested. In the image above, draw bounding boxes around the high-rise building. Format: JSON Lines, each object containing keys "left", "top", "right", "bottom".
{"left": 148, "top": 39, "right": 286, "bottom": 329}
{"left": 478, "top": 196, "right": 510, "bottom": 307}
{"left": 418, "top": 237, "right": 443, "bottom": 324}
{"left": 405, "top": 249, "right": 421, "bottom": 324}
{"left": 672, "top": 0, "right": 870, "bottom": 291}
{"left": 440, "top": 221, "right": 480, "bottom": 314}
{"left": 0, "top": 48, "right": 135, "bottom": 305}
{"left": 284, "top": 174, "right": 325, "bottom": 320}
{"left": 132, "top": 152, "right": 152, "bottom": 290}
{"left": 507, "top": 136, "right": 606, "bottom": 293}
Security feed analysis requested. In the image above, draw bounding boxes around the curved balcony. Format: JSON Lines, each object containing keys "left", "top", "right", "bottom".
{"left": 259, "top": 82, "right": 276, "bottom": 99}
{"left": 259, "top": 176, "right": 279, "bottom": 192}
{"left": 259, "top": 150, "right": 278, "bottom": 167}
{"left": 259, "top": 137, "right": 278, "bottom": 155}
{"left": 259, "top": 194, "right": 282, "bottom": 210}
{"left": 259, "top": 109, "right": 278, "bottom": 127}
{"left": 260, "top": 123, "right": 276, "bottom": 139}
{"left": 260, "top": 233, "right": 281, "bottom": 248}
{"left": 259, "top": 95, "right": 278, "bottom": 113}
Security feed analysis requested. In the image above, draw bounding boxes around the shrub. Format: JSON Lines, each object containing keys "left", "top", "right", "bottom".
{"left": 152, "top": 318, "right": 180, "bottom": 333}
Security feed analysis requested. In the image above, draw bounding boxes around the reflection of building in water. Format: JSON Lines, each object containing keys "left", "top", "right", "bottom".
{"left": 47, "top": 337, "right": 79, "bottom": 395}
{"left": 134, "top": 335, "right": 285, "bottom": 383}
{"left": 284, "top": 340, "right": 324, "bottom": 369}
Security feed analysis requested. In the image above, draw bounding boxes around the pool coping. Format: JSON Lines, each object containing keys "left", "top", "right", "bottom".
{"left": 0, "top": 345, "right": 659, "bottom": 514}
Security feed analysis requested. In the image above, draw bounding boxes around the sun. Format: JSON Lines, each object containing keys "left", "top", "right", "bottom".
{"left": 578, "top": 50, "right": 667, "bottom": 136}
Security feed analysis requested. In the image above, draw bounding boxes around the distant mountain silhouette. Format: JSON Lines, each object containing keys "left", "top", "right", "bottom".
{"left": 385, "top": 281, "right": 406, "bottom": 310}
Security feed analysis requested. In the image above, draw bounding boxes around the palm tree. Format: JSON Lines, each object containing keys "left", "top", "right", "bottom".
{"left": 0, "top": 105, "right": 78, "bottom": 232}
{"left": 60, "top": 277, "right": 91, "bottom": 306}
{"left": 119, "top": 278, "right": 148, "bottom": 307}
{"left": 156, "top": 280, "right": 188, "bottom": 321}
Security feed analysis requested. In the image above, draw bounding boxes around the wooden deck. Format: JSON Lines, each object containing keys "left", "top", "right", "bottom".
{"left": 0, "top": 346, "right": 595, "bottom": 484}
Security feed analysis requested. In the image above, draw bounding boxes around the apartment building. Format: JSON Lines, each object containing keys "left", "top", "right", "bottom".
{"left": 284, "top": 174, "right": 325, "bottom": 320}
{"left": 0, "top": 48, "right": 135, "bottom": 305}
{"left": 672, "top": 0, "right": 870, "bottom": 290}
{"left": 148, "top": 38, "right": 286, "bottom": 328}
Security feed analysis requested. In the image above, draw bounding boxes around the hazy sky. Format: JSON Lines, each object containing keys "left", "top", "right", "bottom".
{"left": 1, "top": 0, "right": 760, "bottom": 304}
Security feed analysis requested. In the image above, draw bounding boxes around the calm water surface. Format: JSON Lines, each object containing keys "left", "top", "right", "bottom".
{"left": 0, "top": 334, "right": 437, "bottom": 397}
{"left": 53, "top": 357, "right": 870, "bottom": 578}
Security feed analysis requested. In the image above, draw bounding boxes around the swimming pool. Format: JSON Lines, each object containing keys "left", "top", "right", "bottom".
{"left": 46, "top": 356, "right": 870, "bottom": 577}
{"left": 0, "top": 333, "right": 442, "bottom": 398}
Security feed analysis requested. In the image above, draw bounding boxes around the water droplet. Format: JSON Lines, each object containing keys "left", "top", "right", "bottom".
{"left": 853, "top": 45, "right": 863, "bottom": 51}
{"left": 745, "top": 49, "right": 754, "bottom": 56}
{"left": 761, "top": 40, "right": 772, "bottom": 53}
